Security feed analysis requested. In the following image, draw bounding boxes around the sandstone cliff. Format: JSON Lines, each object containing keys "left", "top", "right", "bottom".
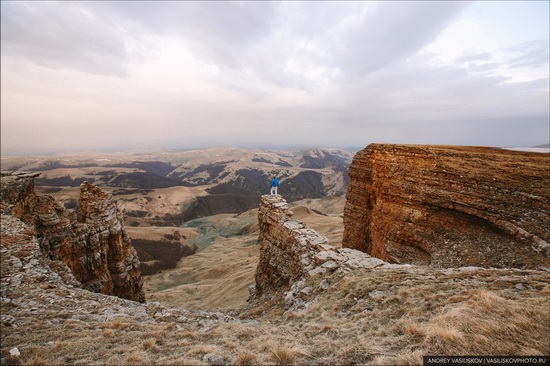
{"left": 343, "top": 144, "right": 550, "bottom": 269}
{"left": 0, "top": 171, "right": 144, "bottom": 302}
{"left": 255, "top": 195, "right": 389, "bottom": 299}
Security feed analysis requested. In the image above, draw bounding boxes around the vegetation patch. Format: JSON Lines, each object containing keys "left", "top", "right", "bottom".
{"left": 148, "top": 212, "right": 186, "bottom": 227}
{"left": 252, "top": 157, "right": 273, "bottom": 164}
{"left": 177, "top": 163, "right": 231, "bottom": 184}
{"left": 109, "top": 172, "right": 189, "bottom": 189}
{"left": 40, "top": 187, "right": 63, "bottom": 194}
{"left": 180, "top": 194, "right": 260, "bottom": 222}
{"left": 109, "top": 161, "right": 175, "bottom": 177}
{"left": 283, "top": 171, "right": 325, "bottom": 200}
{"left": 112, "top": 188, "right": 153, "bottom": 196}
{"left": 36, "top": 176, "right": 93, "bottom": 187}
{"left": 126, "top": 210, "right": 149, "bottom": 218}
{"left": 183, "top": 215, "right": 256, "bottom": 251}
{"left": 132, "top": 239, "right": 197, "bottom": 276}
{"left": 244, "top": 239, "right": 258, "bottom": 247}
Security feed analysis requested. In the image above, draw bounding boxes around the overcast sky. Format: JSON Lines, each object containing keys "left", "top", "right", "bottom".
{"left": 1, "top": 1, "right": 549, "bottom": 155}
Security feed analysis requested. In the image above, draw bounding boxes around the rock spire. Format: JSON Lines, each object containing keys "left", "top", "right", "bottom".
{"left": 1, "top": 171, "right": 144, "bottom": 302}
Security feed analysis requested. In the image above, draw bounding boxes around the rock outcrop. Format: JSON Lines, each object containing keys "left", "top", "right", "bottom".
{"left": 255, "top": 195, "right": 390, "bottom": 299}
{"left": 1, "top": 211, "right": 246, "bottom": 365}
{"left": 2, "top": 175, "right": 550, "bottom": 365}
{"left": 0, "top": 171, "right": 144, "bottom": 302}
{"left": 343, "top": 144, "right": 550, "bottom": 269}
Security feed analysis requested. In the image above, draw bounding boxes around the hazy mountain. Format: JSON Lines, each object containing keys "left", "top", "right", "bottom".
{"left": 2, "top": 147, "right": 353, "bottom": 224}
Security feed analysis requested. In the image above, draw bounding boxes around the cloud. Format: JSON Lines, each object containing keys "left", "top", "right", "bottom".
{"left": 0, "top": 2, "right": 141, "bottom": 76}
{"left": 508, "top": 40, "right": 550, "bottom": 68}
{"left": 0, "top": 1, "right": 548, "bottom": 155}
{"left": 81, "top": 1, "right": 279, "bottom": 71}
{"left": 329, "top": 1, "right": 470, "bottom": 77}
{"left": 2, "top": 1, "right": 469, "bottom": 89}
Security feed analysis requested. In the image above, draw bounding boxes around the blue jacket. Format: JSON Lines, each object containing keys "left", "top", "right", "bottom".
{"left": 271, "top": 178, "right": 279, "bottom": 187}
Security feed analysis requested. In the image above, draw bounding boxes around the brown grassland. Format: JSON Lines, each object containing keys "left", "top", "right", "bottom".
{"left": 2, "top": 264, "right": 548, "bottom": 365}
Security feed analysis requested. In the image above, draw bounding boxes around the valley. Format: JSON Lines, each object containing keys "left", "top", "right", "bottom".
{"left": 2, "top": 147, "right": 352, "bottom": 310}
{"left": 144, "top": 195, "right": 345, "bottom": 310}
{"left": 1, "top": 144, "right": 549, "bottom": 365}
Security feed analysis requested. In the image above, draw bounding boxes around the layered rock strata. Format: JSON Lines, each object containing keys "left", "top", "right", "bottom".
{"left": 255, "top": 195, "right": 389, "bottom": 298}
{"left": 0, "top": 171, "right": 144, "bottom": 302}
{"left": 4, "top": 201, "right": 548, "bottom": 365}
{"left": 343, "top": 144, "right": 550, "bottom": 269}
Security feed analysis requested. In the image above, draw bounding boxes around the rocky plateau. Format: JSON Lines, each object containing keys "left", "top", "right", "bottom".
{"left": 344, "top": 144, "right": 550, "bottom": 269}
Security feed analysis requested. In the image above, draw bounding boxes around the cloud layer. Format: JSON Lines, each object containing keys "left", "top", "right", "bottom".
{"left": 1, "top": 1, "right": 548, "bottom": 155}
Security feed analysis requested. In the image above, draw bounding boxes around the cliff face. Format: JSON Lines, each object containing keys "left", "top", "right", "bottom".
{"left": 255, "top": 195, "right": 388, "bottom": 299}
{"left": 343, "top": 144, "right": 550, "bottom": 269}
{"left": 0, "top": 172, "right": 39, "bottom": 223}
{"left": 0, "top": 172, "right": 144, "bottom": 302}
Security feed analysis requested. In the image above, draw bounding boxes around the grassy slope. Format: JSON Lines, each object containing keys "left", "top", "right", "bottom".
{"left": 2, "top": 194, "right": 549, "bottom": 365}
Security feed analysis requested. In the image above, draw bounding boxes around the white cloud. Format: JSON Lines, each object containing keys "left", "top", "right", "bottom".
{"left": 1, "top": 1, "right": 548, "bottom": 155}
{"left": 0, "top": 2, "right": 141, "bottom": 77}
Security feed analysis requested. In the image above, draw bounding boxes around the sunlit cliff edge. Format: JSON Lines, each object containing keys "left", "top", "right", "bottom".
{"left": 344, "top": 144, "right": 550, "bottom": 269}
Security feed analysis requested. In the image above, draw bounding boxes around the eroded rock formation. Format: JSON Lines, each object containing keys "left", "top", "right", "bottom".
{"left": 255, "top": 195, "right": 389, "bottom": 299}
{"left": 343, "top": 144, "right": 550, "bottom": 269}
{"left": 0, "top": 171, "right": 144, "bottom": 302}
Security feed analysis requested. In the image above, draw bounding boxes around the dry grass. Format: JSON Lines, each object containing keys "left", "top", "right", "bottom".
{"left": 270, "top": 344, "right": 310, "bottom": 365}
{"left": 3, "top": 277, "right": 548, "bottom": 366}
{"left": 2, "top": 234, "right": 549, "bottom": 366}
{"left": 187, "top": 344, "right": 223, "bottom": 357}
{"left": 125, "top": 351, "right": 150, "bottom": 365}
{"left": 421, "top": 289, "right": 550, "bottom": 355}
{"left": 142, "top": 338, "right": 161, "bottom": 353}
{"left": 234, "top": 350, "right": 259, "bottom": 365}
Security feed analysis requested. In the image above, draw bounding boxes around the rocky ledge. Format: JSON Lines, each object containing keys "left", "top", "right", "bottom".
{"left": 343, "top": 144, "right": 550, "bottom": 269}
{"left": 1, "top": 171, "right": 144, "bottom": 302}
{"left": 255, "top": 195, "right": 397, "bottom": 300}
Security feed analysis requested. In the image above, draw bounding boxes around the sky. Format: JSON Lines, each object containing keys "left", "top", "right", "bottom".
{"left": 1, "top": 1, "right": 549, "bottom": 155}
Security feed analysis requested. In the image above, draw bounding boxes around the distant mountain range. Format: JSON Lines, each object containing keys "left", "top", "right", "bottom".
{"left": 2, "top": 147, "right": 354, "bottom": 223}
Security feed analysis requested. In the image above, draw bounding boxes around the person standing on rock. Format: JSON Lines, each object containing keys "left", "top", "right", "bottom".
{"left": 270, "top": 177, "right": 279, "bottom": 196}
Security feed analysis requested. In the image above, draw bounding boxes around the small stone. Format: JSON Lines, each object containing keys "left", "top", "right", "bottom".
{"left": 1, "top": 315, "right": 16, "bottom": 326}
{"left": 368, "top": 290, "right": 388, "bottom": 299}
{"left": 203, "top": 353, "right": 228, "bottom": 366}
{"left": 308, "top": 267, "right": 327, "bottom": 276}
{"left": 9, "top": 347, "right": 20, "bottom": 357}
{"left": 314, "top": 251, "right": 344, "bottom": 264}
{"left": 317, "top": 244, "right": 334, "bottom": 251}
{"left": 307, "top": 235, "right": 329, "bottom": 246}
{"left": 284, "top": 220, "right": 304, "bottom": 230}
{"left": 321, "top": 260, "right": 338, "bottom": 270}
{"left": 320, "top": 279, "right": 329, "bottom": 290}
{"left": 515, "top": 283, "right": 525, "bottom": 290}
